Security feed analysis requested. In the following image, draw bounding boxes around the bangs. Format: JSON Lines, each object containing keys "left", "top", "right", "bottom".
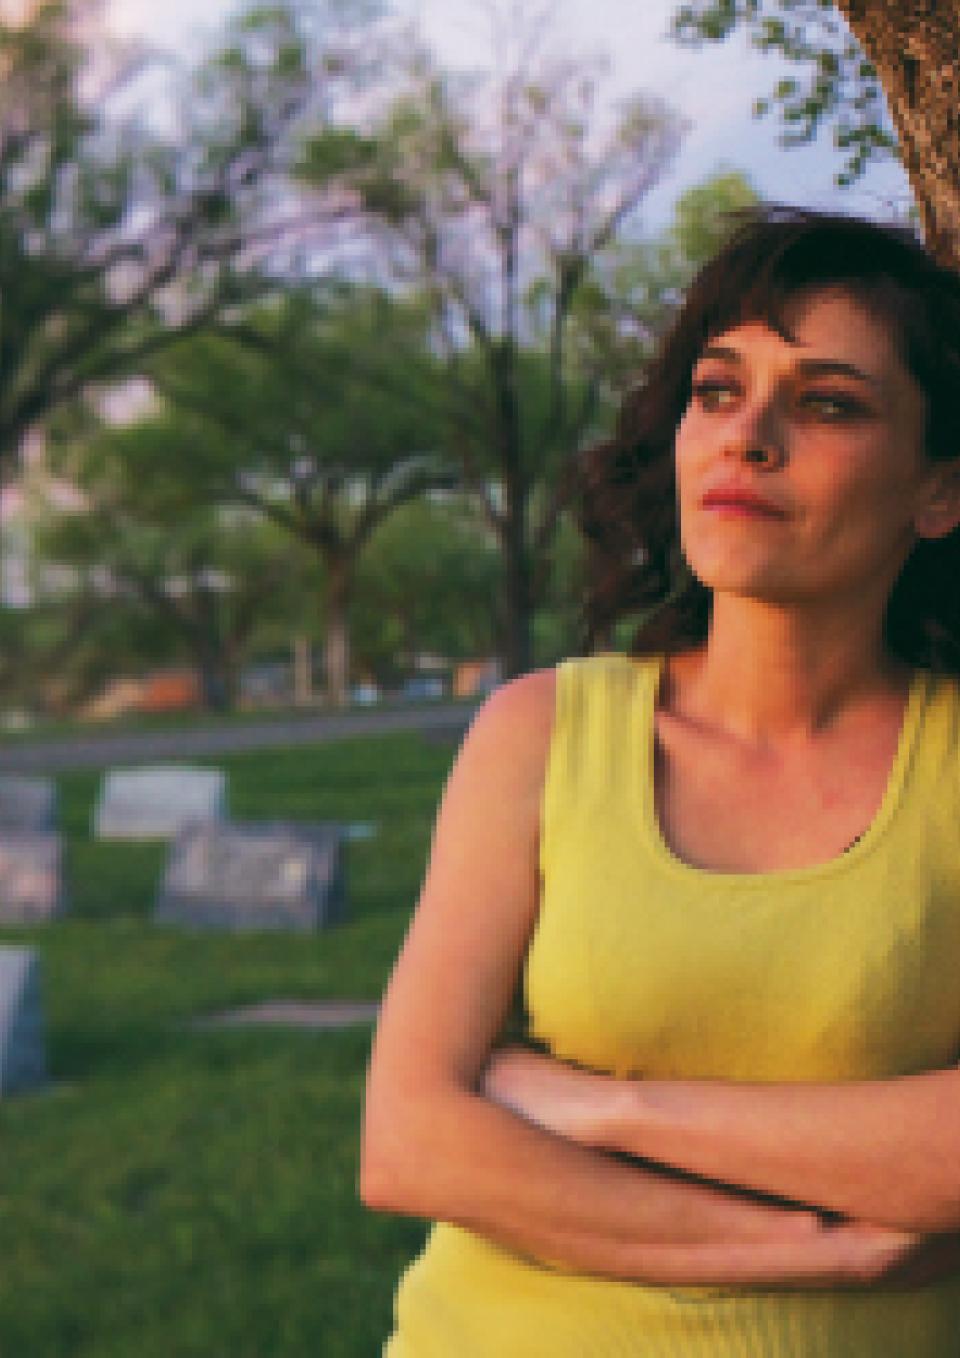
{"left": 693, "top": 219, "right": 927, "bottom": 365}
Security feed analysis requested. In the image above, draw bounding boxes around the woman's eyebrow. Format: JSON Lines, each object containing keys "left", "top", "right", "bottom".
{"left": 696, "top": 345, "right": 882, "bottom": 390}
{"left": 794, "top": 358, "right": 882, "bottom": 390}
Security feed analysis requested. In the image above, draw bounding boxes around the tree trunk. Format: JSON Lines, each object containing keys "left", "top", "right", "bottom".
{"left": 501, "top": 485, "right": 534, "bottom": 679}
{"left": 323, "top": 557, "right": 352, "bottom": 708}
{"left": 293, "top": 633, "right": 313, "bottom": 706}
{"left": 493, "top": 152, "right": 536, "bottom": 681}
{"left": 492, "top": 319, "right": 534, "bottom": 679}
{"left": 198, "top": 656, "right": 232, "bottom": 712}
{"left": 838, "top": 1, "right": 960, "bottom": 267}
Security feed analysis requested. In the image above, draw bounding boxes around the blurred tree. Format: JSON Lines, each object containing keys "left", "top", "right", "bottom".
{"left": 304, "top": 11, "right": 687, "bottom": 677}
{"left": 578, "top": 169, "right": 760, "bottom": 393}
{"left": 0, "top": 594, "right": 106, "bottom": 714}
{"left": 530, "top": 509, "right": 589, "bottom": 667}
{"left": 65, "top": 284, "right": 456, "bottom": 707}
{"left": 350, "top": 495, "right": 500, "bottom": 687}
{"left": 0, "top": 0, "right": 375, "bottom": 490}
{"left": 672, "top": 2, "right": 960, "bottom": 263}
{"left": 36, "top": 471, "right": 315, "bottom": 710}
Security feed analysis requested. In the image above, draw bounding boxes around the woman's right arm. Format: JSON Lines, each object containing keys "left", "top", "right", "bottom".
{"left": 359, "top": 669, "right": 916, "bottom": 1289}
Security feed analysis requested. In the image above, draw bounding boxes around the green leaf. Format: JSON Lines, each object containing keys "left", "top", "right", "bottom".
{"left": 297, "top": 128, "right": 379, "bottom": 183}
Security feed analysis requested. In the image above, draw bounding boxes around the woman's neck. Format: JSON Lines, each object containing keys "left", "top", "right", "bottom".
{"left": 667, "top": 596, "right": 911, "bottom": 749}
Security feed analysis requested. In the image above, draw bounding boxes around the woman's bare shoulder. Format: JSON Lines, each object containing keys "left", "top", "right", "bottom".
{"left": 484, "top": 665, "right": 557, "bottom": 720}
{"left": 466, "top": 665, "right": 558, "bottom": 784}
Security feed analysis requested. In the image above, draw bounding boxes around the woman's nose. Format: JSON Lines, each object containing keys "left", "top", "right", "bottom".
{"left": 721, "top": 395, "right": 785, "bottom": 469}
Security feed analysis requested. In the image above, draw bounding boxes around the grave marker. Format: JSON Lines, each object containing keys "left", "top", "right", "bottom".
{"left": 0, "top": 833, "right": 65, "bottom": 923}
{"left": 0, "top": 776, "right": 57, "bottom": 832}
{"left": 94, "top": 765, "right": 226, "bottom": 840}
{"left": 0, "top": 948, "right": 46, "bottom": 1095}
{"left": 155, "top": 820, "right": 346, "bottom": 932}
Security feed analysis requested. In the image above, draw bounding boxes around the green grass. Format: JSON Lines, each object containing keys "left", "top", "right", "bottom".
{"left": 0, "top": 731, "right": 459, "bottom": 1356}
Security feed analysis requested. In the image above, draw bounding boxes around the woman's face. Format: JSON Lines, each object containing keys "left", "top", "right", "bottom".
{"left": 674, "top": 288, "right": 944, "bottom": 609}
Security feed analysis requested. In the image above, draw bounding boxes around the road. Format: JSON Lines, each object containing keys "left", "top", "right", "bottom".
{"left": 0, "top": 701, "right": 478, "bottom": 773}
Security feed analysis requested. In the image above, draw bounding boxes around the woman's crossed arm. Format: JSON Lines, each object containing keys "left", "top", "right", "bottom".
{"left": 483, "top": 1042, "right": 960, "bottom": 1236}
{"left": 360, "top": 671, "right": 934, "bottom": 1290}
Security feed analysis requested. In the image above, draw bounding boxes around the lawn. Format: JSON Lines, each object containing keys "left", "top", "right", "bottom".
{"left": 0, "top": 732, "right": 460, "bottom": 1357}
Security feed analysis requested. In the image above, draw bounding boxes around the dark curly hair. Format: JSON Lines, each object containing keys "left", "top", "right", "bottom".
{"left": 571, "top": 205, "right": 960, "bottom": 673}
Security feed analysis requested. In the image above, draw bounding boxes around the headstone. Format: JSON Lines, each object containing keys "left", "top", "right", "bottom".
{"left": 0, "top": 776, "right": 57, "bottom": 832}
{"left": 0, "top": 948, "right": 46, "bottom": 1095}
{"left": 155, "top": 820, "right": 346, "bottom": 933}
{"left": 0, "top": 833, "right": 66, "bottom": 923}
{"left": 94, "top": 765, "right": 227, "bottom": 840}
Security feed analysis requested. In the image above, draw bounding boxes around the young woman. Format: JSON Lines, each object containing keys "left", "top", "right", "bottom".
{"left": 361, "top": 207, "right": 960, "bottom": 1355}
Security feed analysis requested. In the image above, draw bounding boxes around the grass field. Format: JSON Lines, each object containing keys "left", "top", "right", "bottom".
{"left": 0, "top": 732, "right": 459, "bottom": 1357}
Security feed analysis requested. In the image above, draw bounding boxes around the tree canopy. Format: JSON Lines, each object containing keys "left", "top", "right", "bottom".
{"left": 672, "top": 2, "right": 960, "bottom": 263}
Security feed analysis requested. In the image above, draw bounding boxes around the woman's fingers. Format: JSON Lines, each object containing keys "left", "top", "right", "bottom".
{"left": 678, "top": 1221, "right": 918, "bottom": 1290}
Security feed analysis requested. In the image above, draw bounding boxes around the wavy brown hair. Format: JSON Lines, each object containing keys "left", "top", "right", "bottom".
{"left": 571, "top": 205, "right": 960, "bottom": 673}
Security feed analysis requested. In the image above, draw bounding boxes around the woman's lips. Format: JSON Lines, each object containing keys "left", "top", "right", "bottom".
{"left": 701, "top": 494, "right": 787, "bottom": 519}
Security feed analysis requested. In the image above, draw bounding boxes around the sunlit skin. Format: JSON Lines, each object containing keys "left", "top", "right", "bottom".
{"left": 481, "top": 289, "right": 960, "bottom": 1281}
{"left": 669, "top": 288, "right": 960, "bottom": 745}
{"left": 677, "top": 291, "right": 933, "bottom": 611}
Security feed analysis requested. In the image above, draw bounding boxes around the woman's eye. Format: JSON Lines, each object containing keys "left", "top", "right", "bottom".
{"left": 690, "top": 381, "right": 864, "bottom": 421}
{"left": 691, "top": 380, "right": 737, "bottom": 410}
{"left": 801, "top": 392, "right": 862, "bottom": 420}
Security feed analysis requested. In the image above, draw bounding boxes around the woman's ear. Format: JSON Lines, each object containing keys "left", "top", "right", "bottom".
{"left": 914, "top": 459, "right": 960, "bottom": 540}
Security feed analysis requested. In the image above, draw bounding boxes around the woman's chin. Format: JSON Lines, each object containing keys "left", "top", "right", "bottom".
{"left": 688, "top": 559, "right": 803, "bottom": 604}
{"left": 686, "top": 548, "right": 785, "bottom": 592}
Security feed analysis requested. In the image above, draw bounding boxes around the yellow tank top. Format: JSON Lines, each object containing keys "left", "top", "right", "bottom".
{"left": 385, "top": 653, "right": 960, "bottom": 1356}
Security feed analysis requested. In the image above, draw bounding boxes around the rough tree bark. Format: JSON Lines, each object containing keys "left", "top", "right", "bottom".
{"left": 838, "top": 1, "right": 960, "bottom": 267}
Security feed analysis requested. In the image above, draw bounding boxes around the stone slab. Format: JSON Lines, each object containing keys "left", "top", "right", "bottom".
{"left": 0, "top": 776, "right": 57, "bottom": 831}
{"left": 94, "top": 765, "right": 226, "bottom": 840}
{"left": 0, "top": 947, "right": 46, "bottom": 1095}
{"left": 0, "top": 832, "right": 66, "bottom": 923}
{"left": 155, "top": 820, "right": 347, "bottom": 933}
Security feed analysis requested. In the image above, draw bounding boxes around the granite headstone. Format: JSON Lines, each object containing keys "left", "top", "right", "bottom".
{"left": 94, "top": 765, "right": 226, "bottom": 840}
{"left": 0, "top": 776, "right": 57, "bottom": 832}
{"left": 0, "top": 947, "right": 46, "bottom": 1095}
{"left": 155, "top": 820, "right": 346, "bottom": 932}
{"left": 0, "top": 833, "right": 65, "bottom": 923}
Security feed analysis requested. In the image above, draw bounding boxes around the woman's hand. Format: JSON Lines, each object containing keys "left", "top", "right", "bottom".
{"left": 482, "top": 1045, "right": 619, "bottom": 1144}
{"left": 660, "top": 1219, "right": 919, "bottom": 1292}
{"left": 754, "top": 1222, "right": 960, "bottom": 1292}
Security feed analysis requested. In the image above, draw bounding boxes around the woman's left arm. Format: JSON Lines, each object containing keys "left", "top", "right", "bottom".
{"left": 484, "top": 1048, "right": 960, "bottom": 1233}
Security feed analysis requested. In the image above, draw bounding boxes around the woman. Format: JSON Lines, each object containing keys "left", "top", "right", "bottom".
{"left": 361, "top": 207, "right": 960, "bottom": 1355}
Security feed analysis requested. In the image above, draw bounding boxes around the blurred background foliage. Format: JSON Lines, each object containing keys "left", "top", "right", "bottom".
{"left": 0, "top": 0, "right": 761, "bottom": 722}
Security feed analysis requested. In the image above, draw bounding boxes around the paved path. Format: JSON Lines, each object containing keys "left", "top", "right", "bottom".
{"left": 194, "top": 1000, "right": 380, "bottom": 1030}
{"left": 0, "top": 702, "right": 477, "bottom": 772}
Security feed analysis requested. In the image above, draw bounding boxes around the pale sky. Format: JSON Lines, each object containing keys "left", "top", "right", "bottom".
{"left": 106, "top": 0, "right": 912, "bottom": 231}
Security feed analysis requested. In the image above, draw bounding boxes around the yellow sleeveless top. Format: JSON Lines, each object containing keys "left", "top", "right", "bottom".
{"left": 385, "top": 653, "right": 960, "bottom": 1357}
